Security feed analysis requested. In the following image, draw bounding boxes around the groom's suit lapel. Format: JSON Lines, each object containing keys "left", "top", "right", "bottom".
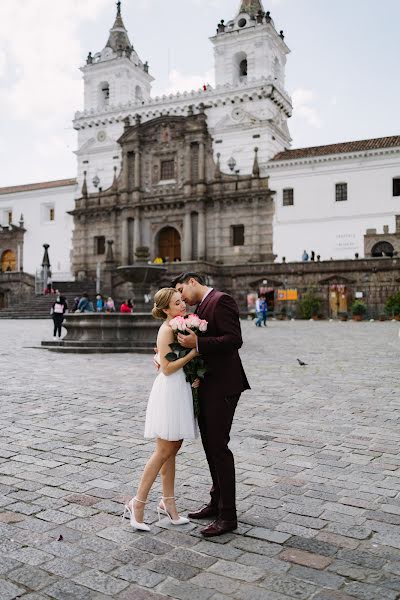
{"left": 196, "top": 289, "right": 216, "bottom": 319}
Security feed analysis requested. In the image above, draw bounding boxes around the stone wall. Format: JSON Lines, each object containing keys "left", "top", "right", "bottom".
{"left": 164, "top": 257, "right": 400, "bottom": 319}
{"left": 0, "top": 272, "right": 35, "bottom": 309}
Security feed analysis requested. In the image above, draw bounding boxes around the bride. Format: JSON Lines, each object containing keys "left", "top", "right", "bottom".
{"left": 124, "top": 287, "right": 199, "bottom": 531}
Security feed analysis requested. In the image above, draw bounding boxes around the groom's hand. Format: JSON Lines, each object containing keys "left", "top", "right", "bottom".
{"left": 178, "top": 330, "right": 197, "bottom": 348}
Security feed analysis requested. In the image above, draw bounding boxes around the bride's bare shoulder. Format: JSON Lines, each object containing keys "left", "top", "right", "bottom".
{"left": 157, "top": 322, "right": 173, "bottom": 344}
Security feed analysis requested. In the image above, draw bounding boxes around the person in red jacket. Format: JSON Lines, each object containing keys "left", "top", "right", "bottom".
{"left": 172, "top": 272, "right": 250, "bottom": 537}
{"left": 120, "top": 299, "right": 132, "bottom": 313}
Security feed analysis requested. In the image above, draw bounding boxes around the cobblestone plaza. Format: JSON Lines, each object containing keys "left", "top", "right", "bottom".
{"left": 1, "top": 319, "right": 400, "bottom": 599}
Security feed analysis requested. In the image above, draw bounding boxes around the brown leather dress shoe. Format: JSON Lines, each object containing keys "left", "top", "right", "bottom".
{"left": 188, "top": 505, "right": 218, "bottom": 520}
{"left": 200, "top": 518, "right": 238, "bottom": 537}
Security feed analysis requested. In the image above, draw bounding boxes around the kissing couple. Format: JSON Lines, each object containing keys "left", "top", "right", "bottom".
{"left": 124, "top": 272, "right": 250, "bottom": 537}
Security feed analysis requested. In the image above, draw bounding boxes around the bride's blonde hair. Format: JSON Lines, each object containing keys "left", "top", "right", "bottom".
{"left": 152, "top": 288, "right": 179, "bottom": 320}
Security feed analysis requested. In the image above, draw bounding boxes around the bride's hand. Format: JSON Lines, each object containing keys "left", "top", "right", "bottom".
{"left": 192, "top": 378, "right": 201, "bottom": 389}
{"left": 188, "top": 348, "right": 199, "bottom": 359}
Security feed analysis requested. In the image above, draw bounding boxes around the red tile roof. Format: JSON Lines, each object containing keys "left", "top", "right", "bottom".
{"left": 271, "top": 136, "right": 400, "bottom": 162}
{"left": 0, "top": 178, "right": 77, "bottom": 196}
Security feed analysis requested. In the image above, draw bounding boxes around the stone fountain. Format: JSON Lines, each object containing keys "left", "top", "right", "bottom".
{"left": 41, "top": 248, "right": 168, "bottom": 354}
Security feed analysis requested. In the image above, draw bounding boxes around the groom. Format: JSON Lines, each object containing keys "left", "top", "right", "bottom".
{"left": 172, "top": 272, "right": 250, "bottom": 537}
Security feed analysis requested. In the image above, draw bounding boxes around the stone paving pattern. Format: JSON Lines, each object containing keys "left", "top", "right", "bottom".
{"left": 0, "top": 319, "right": 400, "bottom": 599}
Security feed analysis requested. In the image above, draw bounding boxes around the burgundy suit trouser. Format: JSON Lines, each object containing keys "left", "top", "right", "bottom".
{"left": 198, "top": 391, "right": 240, "bottom": 521}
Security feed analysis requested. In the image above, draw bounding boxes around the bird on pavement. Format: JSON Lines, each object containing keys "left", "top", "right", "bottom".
{"left": 297, "top": 358, "right": 308, "bottom": 366}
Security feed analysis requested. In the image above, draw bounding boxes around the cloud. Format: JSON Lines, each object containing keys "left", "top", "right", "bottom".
{"left": 0, "top": 0, "right": 110, "bottom": 122}
{"left": 292, "top": 88, "right": 322, "bottom": 129}
{"left": 162, "top": 68, "right": 215, "bottom": 96}
{"left": 0, "top": 50, "right": 6, "bottom": 78}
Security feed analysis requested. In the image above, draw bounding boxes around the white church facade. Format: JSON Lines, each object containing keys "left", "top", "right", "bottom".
{"left": 0, "top": 0, "right": 399, "bottom": 277}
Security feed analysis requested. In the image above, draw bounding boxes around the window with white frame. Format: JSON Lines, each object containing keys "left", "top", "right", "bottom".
{"left": 393, "top": 177, "right": 400, "bottom": 197}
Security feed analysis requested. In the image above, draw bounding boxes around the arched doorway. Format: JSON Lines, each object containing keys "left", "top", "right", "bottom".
{"left": 371, "top": 241, "right": 394, "bottom": 257}
{"left": 157, "top": 227, "right": 181, "bottom": 262}
{"left": 1, "top": 250, "right": 16, "bottom": 272}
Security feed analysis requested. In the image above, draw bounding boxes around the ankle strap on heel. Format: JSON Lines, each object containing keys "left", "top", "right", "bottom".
{"left": 162, "top": 496, "right": 175, "bottom": 500}
{"left": 134, "top": 497, "right": 147, "bottom": 504}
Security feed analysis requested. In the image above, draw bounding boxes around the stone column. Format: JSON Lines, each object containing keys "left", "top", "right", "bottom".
{"left": 252, "top": 198, "right": 260, "bottom": 260}
{"left": 121, "top": 217, "right": 129, "bottom": 265}
{"left": 198, "top": 141, "right": 205, "bottom": 182}
{"left": 182, "top": 211, "right": 192, "bottom": 261}
{"left": 133, "top": 210, "right": 141, "bottom": 260}
{"left": 198, "top": 207, "right": 206, "bottom": 260}
{"left": 214, "top": 201, "right": 221, "bottom": 262}
{"left": 134, "top": 150, "right": 141, "bottom": 190}
{"left": 122, "top": 154, "right": 129, "bottom": 191}
{"left": 184, "top": 142, "right": 192, "bottom": 196}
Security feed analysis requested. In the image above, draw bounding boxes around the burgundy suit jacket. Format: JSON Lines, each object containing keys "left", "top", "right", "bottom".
{"left": 196, "top": 290, "right": 250, "bottom": 398}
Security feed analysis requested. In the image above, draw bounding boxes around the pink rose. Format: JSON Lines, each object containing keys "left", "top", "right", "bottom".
{"left": 176, "top": 316, "right": 186, "bottom": 331}
{"left": 199, "top": 320, "right": 208, "bottom": 332}
{"left": 169, "top": 318, "right": 179, "bottom": 331}
{"left": 186, "top": 314, "right": 201, "bottom": 329}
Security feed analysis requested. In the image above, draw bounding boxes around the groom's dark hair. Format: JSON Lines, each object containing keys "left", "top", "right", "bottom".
{"left": 171, "top": 272, "right": 206, "bottom": 287}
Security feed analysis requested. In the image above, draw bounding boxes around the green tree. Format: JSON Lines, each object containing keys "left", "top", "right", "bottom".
{"left": 351, "top": 300, "right": 367, "bottom": 317}
{"left": 298, "top": 289, "right": 322, "bottom": 319}
{"left": 385, "top": 291, "right": 400, "bottom": 317}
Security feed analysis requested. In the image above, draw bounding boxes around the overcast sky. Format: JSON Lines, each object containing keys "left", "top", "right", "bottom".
{"left": 0, "top": 0, "right": 399, "bottom": 187}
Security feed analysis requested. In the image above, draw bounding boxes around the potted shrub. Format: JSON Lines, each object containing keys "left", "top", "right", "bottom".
{"left": 384, "top": 291, "right": 400, "bottom": 320}
{"left": 298, "top": 289, "right": 322, "bottom": 320}
{"left": 351, "top": 300, "right": 367, "bottom": 321}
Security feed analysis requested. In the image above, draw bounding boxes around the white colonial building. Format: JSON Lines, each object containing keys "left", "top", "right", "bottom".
{"left": 0, "top": 179, "right": 76, "bottom": 276}
{"left": 0, "top": 0, "right": 399, "bottom": 276}
{"left": 269, "top": 137, "right": 400, "bottom": 261}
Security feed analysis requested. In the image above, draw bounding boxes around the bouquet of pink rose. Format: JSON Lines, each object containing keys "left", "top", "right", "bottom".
{"left": 166, "top": 314, "right": 208, "bottom": 417}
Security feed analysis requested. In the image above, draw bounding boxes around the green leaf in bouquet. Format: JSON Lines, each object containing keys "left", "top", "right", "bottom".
{"left": 165, "top": 352, "right": 178, "bottom": 362}
{"left": 169, "top": 342, "right": 182, "bottom": 352}
{"left": 196, "top": 368, "right": 207, "bottom": 378}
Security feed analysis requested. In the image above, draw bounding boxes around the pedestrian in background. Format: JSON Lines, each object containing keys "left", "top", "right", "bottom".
{"left": 73, "top": 296, "right": 80, "bottom": 312}
{"left": 120, "top": 299, "right": 132, "bottom": 313}
{"left": 96, "top": 294, "right": 104, "bottom": 312}
{"left": 105, "top": 297, "right": 116, "bottom": 312}
{"left": 261, "top": 296, "right": 268, "bottom": 327}
{"left": 255, "top": 295, "right": 263, "bottom": 327}
{"left": 51, "top": 293, "right": 68, "bottom": 340}
{"left": 77, "top": 293, "right": 94, "bottom": 313}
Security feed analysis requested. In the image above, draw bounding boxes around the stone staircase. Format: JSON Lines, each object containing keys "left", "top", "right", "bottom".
{"left": 0, "top": 282, "right": 97, "bottom": 319}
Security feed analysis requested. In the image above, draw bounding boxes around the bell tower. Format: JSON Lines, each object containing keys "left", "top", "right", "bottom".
{"left": 212, "top": 0, "right": 289, "bottom": 88}
{"left": 74, "top": 1, "right": 154, "bottom": 193}
{"left": 208, "top": 1, "right": 292, "bottom": 174}
{"left": 81, "top": 1, "right": 153, "bottom": 111}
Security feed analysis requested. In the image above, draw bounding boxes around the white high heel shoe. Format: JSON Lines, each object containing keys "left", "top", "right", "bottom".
{"left": 123, "top": 497, "right": 150, "bottom": 532}
{"left": 157, "top": 496, "right": 190, "bottom": 526}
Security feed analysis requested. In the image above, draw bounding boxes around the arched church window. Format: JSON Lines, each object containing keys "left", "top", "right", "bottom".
{"left": 234, "top": 52, "right": 248, "bottom": 82}
{"left": 99, "top": 82, "right": 110, "bottom": 107}
{"left": 135, "top": 85, "right": 143, "bottom": 102}
{"left": 273, "top": 58, "right": 281, "bottom": 81}
{"left": 240, "top": 59, "right": 248, "bottom": 78}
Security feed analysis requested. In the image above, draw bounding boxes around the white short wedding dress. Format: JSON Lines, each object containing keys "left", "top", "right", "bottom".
{"left": 144, "top": 355, "right": 198, "bottom": 441}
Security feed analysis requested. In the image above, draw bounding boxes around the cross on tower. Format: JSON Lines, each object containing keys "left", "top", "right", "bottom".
{"left": 116, "top": 1, "right": 121, "bottom": 15}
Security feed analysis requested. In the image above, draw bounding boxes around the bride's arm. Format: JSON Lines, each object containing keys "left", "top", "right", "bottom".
{"left": 158, "top": 325, "right": 198, "bottom": 376}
